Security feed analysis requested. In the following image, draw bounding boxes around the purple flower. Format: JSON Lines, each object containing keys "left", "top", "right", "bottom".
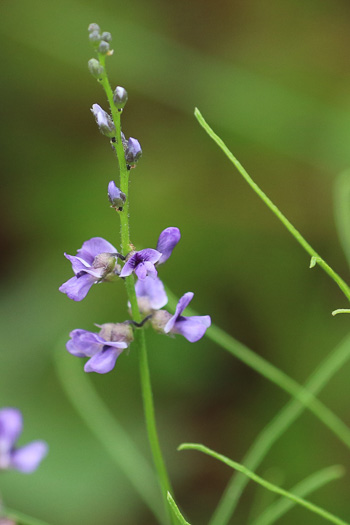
{"left": 135, "top": 276, "right": 168, "bottom": 312}
{"left": 59, "top": 237, "right": 119, "bottom": 301}
{"left": 153, "top": 292, "right": 211, "bottom": 342}
{"left": 156, "top": 227, "right": 181, "bottom": 264}
{"left": 91, "top": 103, "right": 116, "bottom": 138}
{"left": 66, "top": 323, "right": 133, "bottom": 374}
{"left": 120, "top": 249, "right": 162, "bottom": 280}
{"left": 108, "top": 181, "right": 126, "bottom": 209}
{"left": 0, "top": 408, "right": 48, "bottom": 473}
{"left": 125, "top": 137, "right": 142, "bottom": 165}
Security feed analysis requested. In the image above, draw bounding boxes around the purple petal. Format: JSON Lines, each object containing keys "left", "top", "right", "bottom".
{"left": 59, "top": 273, "right": 96, "bottom": 301}
{"left": 172, "top": 315, "right": 211, "bottom": 342}
{"left": 164, "top": 292, "right": 194, "bottom": 333}
{"left": 135, "top": 262, "right": 148, "bottom": 280}
{"left": 135, "top": 276, "right": 168, "bottom": 309}
{"left": 108, "top": 181, "right": 126, "bottom": 208}
{"left": 84, "top": 346, "right": 123, "bottom": 374}
{"left": 77, "top": 237, "right": 118, "bottom": 264}
{"left": 66, "top": 329, "right": 104, "bottom": 357}
{"left": 64, "top": 254, "right": 91, "bottom": 274}
{"left": 138, "top": 248, "right": 162, "bottom": 264}
{"left": 11, "top": 441, "right": 48, "bottom": 473}
{"left": 0, "top": 408, "right": 22, "bottom": 451}
{"left": 119, "top": 257, "right": 135, "bottom": 277}
{"left": 156, "top": 227, "right": 181, "bottom": 264}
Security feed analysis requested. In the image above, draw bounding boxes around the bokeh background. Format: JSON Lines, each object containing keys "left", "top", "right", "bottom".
{"left": 1, "top": 0, "right": 350, "bottom": 523}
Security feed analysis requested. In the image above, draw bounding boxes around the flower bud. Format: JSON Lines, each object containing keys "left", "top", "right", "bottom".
{"left": 89, "top": 30, "right": 101, "bottom": 46}
{"left": 91, "top": 104, "right": 116, "bottom": 138}
{"left": 101, "top": 31, "right": 112, "bottom": 43}
{"left": 88, "top": 23, "right": 100, "bottom": 33}
{"left": 108, "top": 181, "right": 126, "bottom": 210}
{"left": 125, "top": 137, "right": 142, "bottom": 165}
{"left": 88, "top": 58, "right": 104, "bottom": 79}
{"left": 98, "top": 40, "right": 110, "bottom": 54}
{"left": 113, "top": 86, "right": 128, "bottom": 109}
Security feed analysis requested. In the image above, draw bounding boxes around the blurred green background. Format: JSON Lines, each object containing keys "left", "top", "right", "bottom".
{"left": 1, "top": 0, "right": 350, "bottom": 523}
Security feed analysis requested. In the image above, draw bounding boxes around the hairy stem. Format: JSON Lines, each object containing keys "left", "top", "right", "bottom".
{"left": 97, "top": 54, "right": 174, "bottom": 524}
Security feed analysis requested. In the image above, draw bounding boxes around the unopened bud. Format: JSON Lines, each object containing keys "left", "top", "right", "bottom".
{"left": 91, "top": 104, "right": 116, "bottom": 138}
{"left": 88, "top": 23, "right": 100, "bottom": 33}
{"left": 113, "top": 86, "right": 128, "bottom": 109}
{"left": 108, "top": 181, "right": 126, "bottom": 209}
{"left": 125, "top": 137, "right": 142, "bottom": 165}
{"left": 89, "top": 30, "right": 101, "bottom": 45}
{"left": 101, "top": 31, "right": 112, "bottom": 43}
{"left": 88, "top": 58, "right": 104, "bottom": 79}
{"left": 98, "top": 40, "right": 110, "bottom": 54}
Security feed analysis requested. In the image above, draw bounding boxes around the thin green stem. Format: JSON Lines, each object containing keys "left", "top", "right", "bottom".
{"left": 54, "top": 340, "right": 164, "bottom": 523}
{"left": 179, "top": 444, "right": 349, "bottom": 525}
{"left": 2, "top": 508, "right": 51, "bottom": 525}
{"left": 207, "top": 332, "right": 350, "bottom": 525}
{"left": 194, "top": 107, "right": 350, "bottom": 303}
{"left": 165, "top": 287, "right": 350, "bottom": 451}
{"left": 96, "top": 54, "right": 175, "bottom": 524}
{"left": 167, "top": 492, "right": 191, "bottom": 525}
{"left": 251, "top": 465, "right": 345, "bottom": 525}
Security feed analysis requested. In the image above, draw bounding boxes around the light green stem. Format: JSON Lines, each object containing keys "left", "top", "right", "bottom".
{"left": 208, "top": 331, "right": 350, "bottom": 525}
{"left": 194, "top": 107, "right": 350, "bottom": 303}
{"left": 251, "top": 465, "right": 345, "bottom": 525}
{"left": 2, "top": 508, "right": 51, "bottom": 525}
{"left": 54, "top": 341, "right": 164, "bottom": 523}
{"left": 96, "top": 54, "right": 174, "bottom": 524}
{"left": 166, "top": 287, "right": 350, "bottom": 450}
{"left": 179, "top": 444, "right": 349, "bottom": 525}
{"left": 167, "top": 492, "right": 191, "bottom": 525}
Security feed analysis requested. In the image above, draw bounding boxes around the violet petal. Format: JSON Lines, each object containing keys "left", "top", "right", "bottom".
{"left": 156, "top": 227, "right": 181, "bottom": 264}
{"left": 77, "top": 237, "right": 118, "bottom": 264}
{"left": 59, "top": 273, "right": 96, "bottom": 301}
{"left": 84, "top": 346, "right": 122, "bottom": 374}
{"left": 0, "top": 408, "right": 22, "bottom": 452}
{"left": 172, "top": 315, "right": 211, "bottom": 342}
{"left": 11, "top": 441, "right": 48, "bottom": 473}
{"left": 135, "top": 276, "right": 168, "bottom": 309}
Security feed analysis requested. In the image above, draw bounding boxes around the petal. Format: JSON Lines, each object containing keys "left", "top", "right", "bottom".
{"left": 77, "top": 237, "right": 118, "bottom": 264}
{"left": 135, "top": 262, "right": 148, "bottom": 280}
{"left": 84, "top": 346, "right": 122, "bottom": 374}
{"left": 66, "top": 329, "right": 104, "bottom": 357}
{"left": 11, "top": 441, "right": 48, "bottom": 473}
{"left": 64, "top": 254, "right": 91, "bottom": 275}
{"left": 138, "top": 248, "right": 162, "bottom": 264}
{"left": 120, "top": 257, "right": 136, "bottom": 277}
{"left": 156, "top": 227, "right": 181, "bottom": 264}
{"left": 59, "top": 274, "right": 96, "bottom": 301}
{"left": 135, "top": 276, "right": 168, "bottom": 309}
{"left": 172, "top": 315, "right": 211, "bottom": 342}
{"left": 0, "top": 408, "right": 22, "bottom": 452}
{"left": 164, "top": 292, "right": 194, "bottom": 333}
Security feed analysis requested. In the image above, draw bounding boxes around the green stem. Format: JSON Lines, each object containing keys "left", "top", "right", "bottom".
{"left": 167, "top": 492, "right": 192, "bottom": 525}
{"left": 165, "top": 287, "right": 350, "bottom": 451}
{"left": 2, "top": 508, "right": 51, "bottom": 525}
{"left": 208, "top": 331, "right": 350, "bottom": 525}
{"left": 179, "top": 444, "right": 349, "bottom": 525}
{"left": 251, "top": 465, "right": 345, "bottom": 525}
{"left": 96, "top": 54, "right": 174, "bottom": 524}
{"left": 194, "top": 108, "right": 350, "bottom": 303}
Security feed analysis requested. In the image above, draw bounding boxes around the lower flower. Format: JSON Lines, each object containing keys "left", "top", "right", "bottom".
{"left": 66, "top": 323, "right": 134, "bottom": 373}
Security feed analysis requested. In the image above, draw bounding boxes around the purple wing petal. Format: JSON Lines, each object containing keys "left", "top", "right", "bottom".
{"left": 134, "top": 262, "right": 147, "bottom": 280}
{"left": 0, "top": 408, "right": 22, "bottom": 451}
{"left": 120, "top": 257, "right": 136, "bottom": 277}
{"left": 156, "top": 227, "right": 181, "bottom": 264}
{"left": 77, "top": 237, "right": 118, "bottom": 264}
{"left": 164, "top": 292, "right": 194, "bottom": 333}
{"left": 59, "top": 273, "right": 96, "bottom": 301}
{"left": 137, "top": 248, "right": 162, "bottom": 264}
{"left": 84, "top": 347, "right": 123, "bottom": 374}
{"left": 66, "top": 329, "right": 105, "bottom": 357}
{"left": 135, "top": 276, "right": 168, "bottom": 309}
{"left": 172, "top": 315, "right": 211, "bottom": 342}
{"left": 64, "top": 254, "right": 91, "bottom": 274}
{"left": 11, "top": 441, "right": 48, "bottom": 473}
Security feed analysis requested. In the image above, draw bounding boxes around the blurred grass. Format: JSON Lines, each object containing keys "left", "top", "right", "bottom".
{"left": 1, "top": 0, "right": 350, "bottom": 524}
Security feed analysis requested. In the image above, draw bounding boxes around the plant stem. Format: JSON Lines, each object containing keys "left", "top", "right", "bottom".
{"left": 97, "top": 54, "right": 174, "bottom": 524}
{"left": 194, "top": 108, "right": 350, "bottom": 303}
{"left": 179, "top": 444, "right": 349, "bottom": 525}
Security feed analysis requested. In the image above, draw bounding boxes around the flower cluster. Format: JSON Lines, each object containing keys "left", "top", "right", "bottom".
{"left": 60, "top": 219, "right": 211, "bottom": 373}
{"left": 0, "top": 408, "right": 47, "bottom": 473}
{"left": 59, "top": 24, "right": 211, "bottom": 374}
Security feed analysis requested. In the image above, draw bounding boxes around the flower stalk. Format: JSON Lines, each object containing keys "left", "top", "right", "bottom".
{"left": 96, "top": 49, "right": 175, "bottom": 524}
